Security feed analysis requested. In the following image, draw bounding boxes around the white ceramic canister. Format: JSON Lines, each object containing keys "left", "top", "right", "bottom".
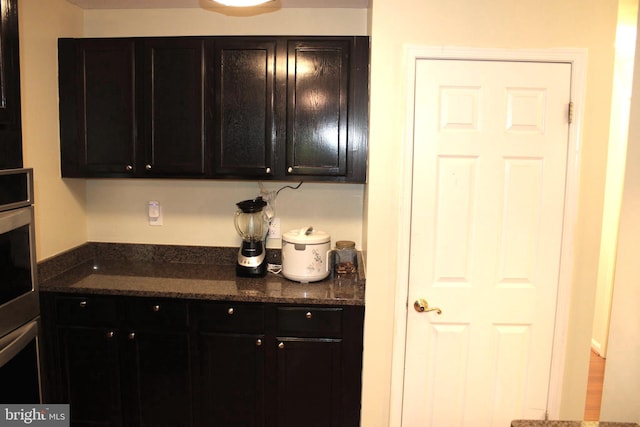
{"left": 281, "top": 227, "right": 331, "bottom": 282}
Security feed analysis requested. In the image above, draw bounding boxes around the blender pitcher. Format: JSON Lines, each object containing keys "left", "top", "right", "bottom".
{"left": 234, "top": 197, "right": 268, "bottom": 277}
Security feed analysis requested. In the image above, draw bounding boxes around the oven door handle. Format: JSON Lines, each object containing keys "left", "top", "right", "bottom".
{"left": 0, "top": 320, "right": 37, "bottom": 369}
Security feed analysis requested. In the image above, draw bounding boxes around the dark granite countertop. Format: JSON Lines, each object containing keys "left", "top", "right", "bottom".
{"left": 39, "top": 256, "right": 365, "bottom": 307}
{"left": 512, "top": 421, "right": 639, "bottom": 427}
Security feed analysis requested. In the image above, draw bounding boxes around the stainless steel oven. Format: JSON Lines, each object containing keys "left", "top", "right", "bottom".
{"left": 0, "top": 168, "right": 42, "bottom": 403}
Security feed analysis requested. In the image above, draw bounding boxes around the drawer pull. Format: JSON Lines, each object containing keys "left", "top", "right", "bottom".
{"left": 106, "top": 331, "right": 115, "bottom": 339}
{"left": 278, "top": 342, "right": 285, "bottom": 350}
{"left": 256, "top": 339, "right": 262, "bottom": 347}
{"left": 79, "top": 300, "right": 88, "bottom": 308}
{"left": 128, "top": 332, "right": 136, "bottom": 340}
{"left": 305, "top": 311, "right": 312, "bottom": 319}
{"left": 153, "top": 305, "right": 160, "bottom": 312}
{"left": 228, "top": 307, "right": 234, "bottom": 315}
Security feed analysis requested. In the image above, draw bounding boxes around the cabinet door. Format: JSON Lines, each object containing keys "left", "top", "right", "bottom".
{"left": 142, "top": 38, "right": 207, "bottom": 176}
{"left": 0, "top": 0, "right": 22, "bottom": 169}
{"left": 197, "top": 332, "right": 265, "bottom": 427}
{"left": 275, "top": 338, "right": 342, "bottom": 427}
{"left": 0, "top": 0, "right": 19, "bottom": 126}
{"left": 286, "top": 39, "right": 350, "bottom": 178}
{"left": 209, "top": 39, "right": 277, "bottom": 178}
{"left": 125, "top": 329, "right": 193, "bottom": 427}
{"left": 59, "top": 38, "right": 137, "bottom": 177}
{"left": 57, "top": 326, "right": 123, "bottom": 427}
{"left": 193, "top": 302, "right": 265, "bottom": 427}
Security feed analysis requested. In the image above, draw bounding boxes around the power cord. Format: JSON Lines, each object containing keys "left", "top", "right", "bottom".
{"left": 267, "top": 263, "right": 282, "bottom": 275}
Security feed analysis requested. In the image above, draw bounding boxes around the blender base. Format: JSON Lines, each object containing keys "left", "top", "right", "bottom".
{"left": 236, "top": 239, "right": 267, "bottom": 277}
{"left": 236, "top": 262, "right": 267, "bottom": 277}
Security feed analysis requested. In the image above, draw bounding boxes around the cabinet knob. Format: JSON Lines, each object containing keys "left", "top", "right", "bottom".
{"left": 265, "top": 167, "right": 271, "bottom": 174}
{"left": 79, "top": 300, "right": 88, "bottom": 308}
{"left": 106, "top": 331, "right": 115, "bottom": 339}
{"left": 278, "top": 342, "right": 285, "bottom": 349}
{"left": 153, "top": 305, "right": 160, "bottom": 312}
{"left": 145, "top": 164, "right": 152, "bottom": 170}
{"left": 125, "top": 165, "right": 133, "bottom": 171}
{"left": 228, "top": 307, "right": 234, "bottom": 315}
{"left": 256, "top": 339, "right": 262, "bottom": 347}
{"left": 287, "top": 167, "right": 293, "bottom": 173}
{"left": 305, "top": 311, "right": 312, "bottom": 319}
{"left": 128, "top": 332, "right": 136, "bottom": 340}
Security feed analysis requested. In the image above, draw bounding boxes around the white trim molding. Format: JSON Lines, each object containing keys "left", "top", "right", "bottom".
{"left": 389, "top": 45, "right": 587, "bottom": 426}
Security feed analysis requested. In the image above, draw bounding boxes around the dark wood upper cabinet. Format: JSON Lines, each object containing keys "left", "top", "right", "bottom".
{"left": 142, "top": 38, "right": 207, "bottom": 176}
{"left": 285, "top": 37, "right": 368, "bottom": 182}
{"left": 286, "top": 40, "right": 349, "bottom": 178}
{"left": 0, "top": 0, "right": 22, "bottom": 169}
{"left": 58, "top": 36, "right": 369, "bottom": 182}
{"left": 59, "top": 38, "right": 137, "bottom": 177}
{"left": 210, "top": 39, "right": 277, "bottom": 179}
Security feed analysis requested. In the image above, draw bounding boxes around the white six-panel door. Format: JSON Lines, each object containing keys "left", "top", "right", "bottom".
{"left": 402, "top": 59, "right": 572, "bottom": 427}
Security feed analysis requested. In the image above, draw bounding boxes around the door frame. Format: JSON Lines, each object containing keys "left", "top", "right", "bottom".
{"left": 389, "top": 46, "right": 587, "bottom": 425}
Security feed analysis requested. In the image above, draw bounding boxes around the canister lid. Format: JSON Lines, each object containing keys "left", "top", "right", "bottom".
{"left": 283, "top": 227, "right": 331, "bottom": 244}
{"left": 335, "top": 240, "right": 356, "bottom": 249}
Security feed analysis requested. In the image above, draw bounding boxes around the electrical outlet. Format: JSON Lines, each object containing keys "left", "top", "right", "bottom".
{"left": 268, "top": 217, "right": 281, "bottom": 239}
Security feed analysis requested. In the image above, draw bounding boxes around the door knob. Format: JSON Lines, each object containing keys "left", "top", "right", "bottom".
{"left": 414, "top": 298, "right": 442, "bottom": 315}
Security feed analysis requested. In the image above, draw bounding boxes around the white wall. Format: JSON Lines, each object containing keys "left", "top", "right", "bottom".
{"left": 592, "top": 0, "right": 638, "bottom": 358}
{"left": 87, "top": 180, "right": 364, "bottom": 248}
{"left": 600, "top": 3, "right": 640, "bottom": 422}
{"left": 83, "top": 7, "right": 368, "bottom": 37}
{"left": 363, "top": 0, "right": 618, "bottom": 423}
{"left": 19, "top": 0, "right": 87, "bottom": 261}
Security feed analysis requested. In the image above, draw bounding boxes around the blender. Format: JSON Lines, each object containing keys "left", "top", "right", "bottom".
{"left": 234, "top": 196, "right": 268, "bottom": 277}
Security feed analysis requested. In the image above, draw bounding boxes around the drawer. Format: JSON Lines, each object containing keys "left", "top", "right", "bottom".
{"left": 55, "top": 295, "right": 118, "bottom": 326}
{"left": 125, "top": 298, "right": 188, "bottom": 328}
{"left": 194, "top": 302, "right": 264, "bottom": 333}
{"left": 276, "top": 307, "right": 343, "bottom": 338}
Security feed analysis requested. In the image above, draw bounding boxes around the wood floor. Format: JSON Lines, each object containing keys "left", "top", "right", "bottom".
{"left": 584, "top": 350, "right": 606, "bottom": 421}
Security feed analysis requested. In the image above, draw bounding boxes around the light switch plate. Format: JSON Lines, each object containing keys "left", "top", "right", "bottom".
{"left": 148, "top": 201, "right": 163, "bottom": 226}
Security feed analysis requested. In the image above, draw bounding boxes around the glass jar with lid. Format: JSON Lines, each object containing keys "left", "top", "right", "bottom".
{"left": 333, "top": 240, "right": 357, "bottom": 275}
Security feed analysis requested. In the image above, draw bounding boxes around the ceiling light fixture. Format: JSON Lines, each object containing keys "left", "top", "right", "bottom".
{"left": 211, "top": 0, "right": 274, "bottom": 6}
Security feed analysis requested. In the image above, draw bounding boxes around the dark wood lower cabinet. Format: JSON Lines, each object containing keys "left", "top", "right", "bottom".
{"left": 126, "top": 330, "right": 192, "bottom": 427}
{"left": 272, "top": 305, "right": 363, "bottom": 427}
{"left": 197, "top": 333, "right": 265, "bottom": 427}
{"left": 57, "top": 326, "right": 122, "bottom": 427}
{"left": 276, "top": 339, "right": 342, "bottom": 427}
{"left": 42, "top": 294, "right": 364, "bottom": 427}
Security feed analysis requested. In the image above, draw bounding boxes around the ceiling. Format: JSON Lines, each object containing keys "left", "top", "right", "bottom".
{"left": 66, "top": 0, "right": 369, "bottom": 9}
